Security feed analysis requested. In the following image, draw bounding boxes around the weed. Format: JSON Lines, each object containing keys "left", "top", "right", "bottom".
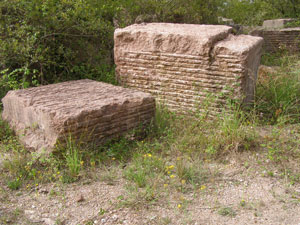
{"left": 218, "top": 206, "right": 237, "bottom": 217}
{"left": 55, "top": 218, "right": 65, "bottom": 225}
{"left": 7, "top": 177, "right": 22, "bottom": 190}
{"left": 124, "top": 153, "right": 165, "bottom": 188}
{"left": 240, "top": 199, "right": 246, "bottom": 207}
{"left": 98, "top": 208, "right": 107, "bottom": 216}
{"left": 84, "top": 221, "right": 94, "bottom": 225}
{"left": 175, "top": 158, "right": 207, "bottom": 187}
{"left": 125, "top": 167, "right": 148, "bottom": 188}
{"left": 119, "top": 183, "right": 159, "bottom": 209}
{"left": 155, "top": 217, "right": 172, "bottom": 225}
{"left": 0, "top": 119, "right": 13, "bottom": 143}
{"left": 63, "top": 136, "right": 83, "bottom": 178}
{"left": 99, "top": 166, "right": 119, "bottom": 185}
{"left": 2, "top": 151, "right": 28, "bottom": 176}
{"left": 101, "top": 137, "right": 132, "bottom": 162}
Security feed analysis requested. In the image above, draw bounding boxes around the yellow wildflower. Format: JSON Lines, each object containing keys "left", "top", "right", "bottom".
{"left": 200, "top": 185, "right": 206, "bottom": 190}
{"left": 168, "top": 165, "right": 175, "bottom": 170}
{"left": 170, "top": 175, "right": 175, "bottom": 179}
{"left": 177, "top": 204, "right": 182, "bottom": 209}
{"left": 80, "top": 161, "right": 84, "bottom": 166}
{"left": 181, "top": 180, "right": 186, "bottom": 185}
{"left": 163, "top": 184, "right": 168, "bottom": 188}
{"left": 147, "top": 153, "right": 152, "bottom": 157}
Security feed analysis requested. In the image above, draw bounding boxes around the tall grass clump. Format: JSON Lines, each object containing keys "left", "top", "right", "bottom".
{"left": 0, "top": 117, "right": 13, "bottom": 143}
{"left": 256, "top": 54, "right": 300, "bottom": 124}
{"left": 64, "top": 137, "right": 83, "bottom": 178}
{"left": 166, "top": 100, "right": 257, "bottom": 159}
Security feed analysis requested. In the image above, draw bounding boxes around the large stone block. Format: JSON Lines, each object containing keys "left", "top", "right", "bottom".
{"left": 2, "top": 79, "right": 155, "bottom": 152}
{"left": 114, "top": 23, "right": 263, "bottom": 114}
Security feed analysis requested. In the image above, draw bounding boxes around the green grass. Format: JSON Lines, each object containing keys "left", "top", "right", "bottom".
{"left": 256, "top": 53, "right": 300, "bottom": 125}
{"left": 0, "top": 118, "right": 13, "bottom": 142}
{"left": 256, "top": 55, "right": 300, "bottom": 124}
{"left": 124, "top": 153, "right": 165, "bottom": 188}
{"left": 7, "top": 178, "right": 22, "bottom": 190}
{"left": 63, "top": 136, "right": 83, "bottom": 178}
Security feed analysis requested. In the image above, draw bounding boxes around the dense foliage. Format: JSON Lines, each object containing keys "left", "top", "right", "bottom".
{"left": 0, "top": 0, "right": 119, "bottom": 98}
{"left": 222, "top": 0, "right": 300, "bottom": 25}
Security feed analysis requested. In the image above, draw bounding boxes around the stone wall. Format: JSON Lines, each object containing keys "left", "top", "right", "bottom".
{"left": 2, "top": 80, "right": 155, "bottom": 152}
{"left": 251, "top": 28, "right": 300, "bottom": 53}
{"left": 114, "top": 23, "right": 263, "bottom": 115}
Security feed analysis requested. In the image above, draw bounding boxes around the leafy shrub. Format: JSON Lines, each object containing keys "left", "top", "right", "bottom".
{"left": 221, "top": 0, "right": 300, "bottom": 25}
{"left": 0, "top": 0, "right": 118, "bottom": 99}
{"left": 119, "top": 0, "right": 220, "bottom": 25}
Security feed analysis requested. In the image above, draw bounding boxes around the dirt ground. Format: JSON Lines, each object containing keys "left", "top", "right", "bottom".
{"left": 1, "top": 157, "right": 300, "bottom": 225}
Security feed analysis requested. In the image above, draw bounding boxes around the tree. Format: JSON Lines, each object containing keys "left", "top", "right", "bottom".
{"left": 262, "top": 0, "right": 300, "bottom": 18}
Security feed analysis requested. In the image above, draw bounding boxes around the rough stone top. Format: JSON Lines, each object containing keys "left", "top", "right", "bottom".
{"left": 263, "top": 18, "right": 296, "bottom": 29}
{"left": 116, "top": 23, "right": 232, "bottom": 38}
{"left": 3, "top": 79, "right": 153, "bottom": 120}
{"left": 114, "top": 23, "right": 233, "bottom": 56}
{"left": 281, "top": 27, "right": 300, "bottom": 31}
{"left": 214, "top": 34, "right": 264, "bottom": 56}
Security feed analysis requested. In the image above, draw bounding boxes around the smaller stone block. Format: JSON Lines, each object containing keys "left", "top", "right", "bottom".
{"left": 1, "top": 80, "right": 155, "bottom": 152}
{"left": 263, "top": 19, "right": 295, "bottom": 29}
{"left": 251, "top": 26, "right": 300, "bottom": 53}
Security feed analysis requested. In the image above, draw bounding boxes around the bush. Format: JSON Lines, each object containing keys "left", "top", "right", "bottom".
{"left": 119, "top": 0, "right": 220, "bottom": 25}
{"left": 0, "top": 0, "right": 118, "bottom": 99}
{"left": 221, "top": 0, "right": 300, "bottom": 26}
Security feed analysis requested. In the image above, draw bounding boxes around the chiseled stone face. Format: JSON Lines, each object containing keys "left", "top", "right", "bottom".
{"left": 1, "top": 79, "right": 155, "bottom": 152}
{"left": 114, "top": 23, "right": 264, "bottom": 114}
{"left": 252, "top": 27, "right": 300, "bottom": 53}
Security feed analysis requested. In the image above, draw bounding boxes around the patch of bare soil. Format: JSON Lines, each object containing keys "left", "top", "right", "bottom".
{"left": 1, "top": 161, "right": 300, "bottom": 225}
